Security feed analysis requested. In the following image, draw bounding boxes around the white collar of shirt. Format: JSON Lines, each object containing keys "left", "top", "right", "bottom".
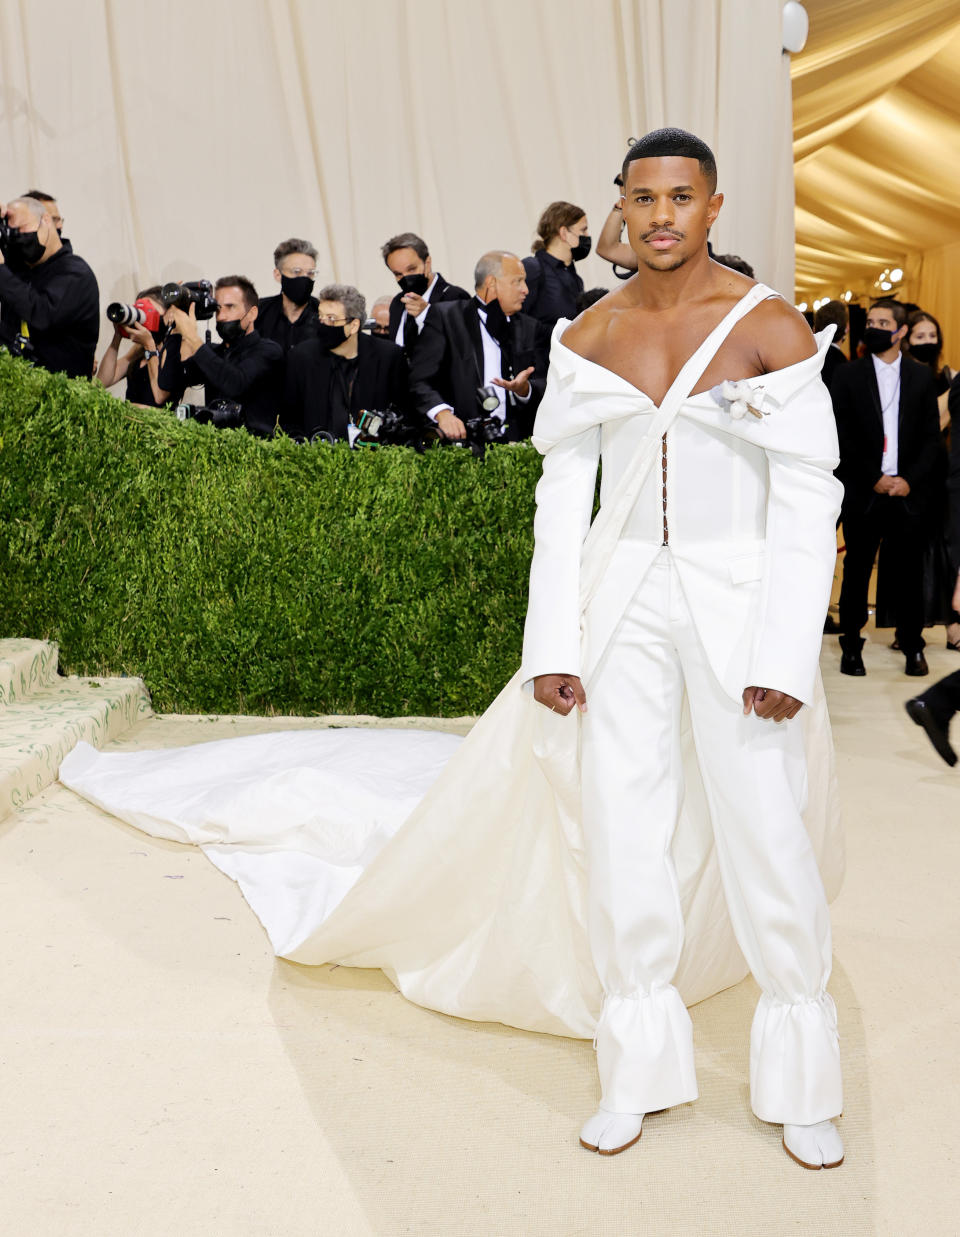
{"left": 871, "top": 351, "right": 902, "bottom": 380}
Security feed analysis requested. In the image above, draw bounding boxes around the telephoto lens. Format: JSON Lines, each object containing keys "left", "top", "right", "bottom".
{"left": 106, "top": 302, "right": 147, "bottom": 328}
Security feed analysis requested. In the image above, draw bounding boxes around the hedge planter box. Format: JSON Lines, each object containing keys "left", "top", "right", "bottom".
{"left": 0, "top": 355, "right": 542, "bottom": 716}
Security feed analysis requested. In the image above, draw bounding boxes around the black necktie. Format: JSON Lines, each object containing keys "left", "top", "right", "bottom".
{"left": 403, "top": 312, "right": 419, "bottom": 355}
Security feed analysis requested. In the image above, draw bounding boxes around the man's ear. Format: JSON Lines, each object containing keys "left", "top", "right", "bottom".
{"left": 346, "top": 317, "right": 361, "bottom": 337}
{"left": 273, "top": 268, "right": 282, "bottom": 285}
{"left": 424, "top": 256, "right": 433, "bottom": 280}
{"left": 707, "top": 191, "right": 724, "bottom": 228}
{"left": 247, "top": 303, "right": 259, "bottom": 325}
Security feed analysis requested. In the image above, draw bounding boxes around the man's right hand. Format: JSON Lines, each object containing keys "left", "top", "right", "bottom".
{"left": 533, "top": 674, "right": 588, "bottom": 716}
{"left": 873, "top": 476, "right": 896, "bottom": 494}
{"left": 436, "top": 408, "right": 467, "bottom": 440}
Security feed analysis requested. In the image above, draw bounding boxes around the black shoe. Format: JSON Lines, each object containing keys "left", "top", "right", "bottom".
{"left": 905, "top": 697, "right": 957, "bottom": 766}
{"left": 823, "top": 615, "right": 840, "bottom": 634}
{"left": 840, "top": 649, "right": 866, "bottom": 676}
{"left": 905, "top": 652, "right": 929, "bottom": 677}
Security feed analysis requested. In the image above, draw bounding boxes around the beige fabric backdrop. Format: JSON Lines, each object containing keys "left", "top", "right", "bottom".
{"left": 0, "top": 0, "right": 793, "bottom": 362}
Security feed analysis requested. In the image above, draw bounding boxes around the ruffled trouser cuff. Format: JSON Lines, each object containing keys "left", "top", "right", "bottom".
{"left": 596, "top": 986, "right": 699, "bottom": 1114}
{"left": 749, "top": 992, "right": 842, "bottom": 1124}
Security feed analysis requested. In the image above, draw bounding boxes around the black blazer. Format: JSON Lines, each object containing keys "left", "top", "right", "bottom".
{"left": 948, "top": 373, "right": 960, "bottom": 571}
{"left": 284, "top": 331, "right": 407, "bottom": 440}
{"left": 820, "top": 343, "right": 847, "bottom": 395}
{"left": 387, "top": 273, "right": 470, "bottom": 350}
{"left": 832, "top": 353, "right": 944, "bottom": 519}
{"left": 408, "top": 299, "right": 549, "bottom": 441}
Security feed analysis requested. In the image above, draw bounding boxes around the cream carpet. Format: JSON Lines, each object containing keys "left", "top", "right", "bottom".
{"left": 1, "top": 628, "right": 957, "bottom": 1237}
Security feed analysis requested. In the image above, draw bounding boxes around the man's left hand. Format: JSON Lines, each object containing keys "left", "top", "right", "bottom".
{"left": 742, "top": 686, "right": 803, "bottom": 723}
{"left": 492, "top": 366, "right": 534, "bottom": 398}
{"left": 887, "top": 475, "right": 911, "bottom": 497}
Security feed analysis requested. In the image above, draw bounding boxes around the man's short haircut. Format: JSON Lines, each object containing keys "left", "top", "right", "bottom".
{"left": 381, "top": 232, "right": 429, "bottom": 265}
{"left": 215, "top": 275, "right": 259, "bottom": 312}
{"left": 137, "top": 284, "right": 164, "bottom": 304}
{"left": 8, "top": 196, "right": 45, "bottom": 224}
{"left": 813, "top": 300, "right": 848, "bottom": 334}
{"left": 273, "top": 237, "right": 318, "bottom": 268}
{"left": 870, "top": 297, "right": 906, "bottom": 328}
{"left": 371, "top": 294, "right": 394, "bottom": 311}
{"left": 317, "top": 283, "right": 366, "bottom": 323}
{"left": 24, "top": 189, "right": 56, "bottom": 204}
{"left": 473, "top": 250, "right": 512, "bottom": 290}
{"left": 622, "top": 127, "right": 718, "bottom": 193}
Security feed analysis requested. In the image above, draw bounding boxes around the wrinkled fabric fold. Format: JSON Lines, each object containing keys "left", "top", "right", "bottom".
{"left": 596, "top": 987, "right": 699, "bottom": 1114}
{"left": 750, "top": 992, "right": 843, "bottom": 1125}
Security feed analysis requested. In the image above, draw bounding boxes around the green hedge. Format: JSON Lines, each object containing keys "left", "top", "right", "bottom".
{"left": 0, "top": 354, "right": 543, "bottom": 715}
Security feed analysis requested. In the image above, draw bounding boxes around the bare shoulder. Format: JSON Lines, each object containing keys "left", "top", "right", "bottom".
{"left": 750, "top": 297, "right": 817, "bottom": 373}
{"left": 559, "top": 285, "right": 630, "bottom": 356}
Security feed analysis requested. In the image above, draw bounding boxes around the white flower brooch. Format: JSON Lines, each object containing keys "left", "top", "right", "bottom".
{"left": 710, "top": 378, "right": 770, "bottom": 420}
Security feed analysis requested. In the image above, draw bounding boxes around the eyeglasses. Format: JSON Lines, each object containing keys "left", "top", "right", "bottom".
{"left": 283, "top": 267, "right": 317, "bottom": 279}
{"left": 318, "top": 314, "right": 350, "bottom": 326}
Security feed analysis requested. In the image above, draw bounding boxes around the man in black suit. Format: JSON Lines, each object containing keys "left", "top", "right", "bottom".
{"left": 381, "top": 232, "right": 470, "bottom": 359}
{"left": 833, "top": 298, "right": 944, "bottom": 676}
{"left": 257, "top": 238, "right": 320, "bottom": 354}
{"left": 408, "top": 250, "right": 549, "bottom": 443}
{"left": 284, "top": 283, "right": 407, "bottom": 442}
{"left": 906, "top": 374, "right": 960, "bottom": 764}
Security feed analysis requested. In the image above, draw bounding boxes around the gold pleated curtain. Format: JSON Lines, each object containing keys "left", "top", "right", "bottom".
{"left": 794, "top": 1, "right": 960, "bottom": 361}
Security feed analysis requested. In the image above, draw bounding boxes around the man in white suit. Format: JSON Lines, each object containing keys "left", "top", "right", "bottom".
{"left": 522, "top": 129, "right": 845, "bottom": 1168}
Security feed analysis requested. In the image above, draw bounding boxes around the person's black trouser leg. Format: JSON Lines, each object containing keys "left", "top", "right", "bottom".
{"left": 838, "top": 509, "right": 883, "bottom": 652}
{"left": 884, "top": 504, "right": 927, "bottom": 656}
{"left": 919, "top": 669, "right": 960, "bottom": 723}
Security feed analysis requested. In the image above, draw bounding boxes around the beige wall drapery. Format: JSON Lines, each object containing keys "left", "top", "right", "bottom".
{"left": 1, "top": 0, "right": 794, "bottom": 361}
{"left": 793, "top": 1, "right": 960, "bottom": 361}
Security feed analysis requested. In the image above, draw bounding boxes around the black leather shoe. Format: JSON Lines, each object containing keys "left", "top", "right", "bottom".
{"left": 905, "top": 652, "right": 929, "bottom": 677}
{"left": 840, "top": 649, "right": 866, "bottom": 676}
{"left": 905, "top": 697, "right": 957, "bottom": 766}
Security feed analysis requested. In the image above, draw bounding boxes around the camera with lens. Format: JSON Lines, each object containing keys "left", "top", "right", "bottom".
{"left": 175, "top": 398, "right": 244, "bottom": 429}
{"left": 106, "top": 298, "right": 163, "bottom": 337}
{"left": 160, "top": 279, "right": 217, "bottom": 320}
{"left": 352, "top": 407, "right": 407, "bottom": 445}
{"left": 0, "top": 214, "right": 11, "bottom": 257}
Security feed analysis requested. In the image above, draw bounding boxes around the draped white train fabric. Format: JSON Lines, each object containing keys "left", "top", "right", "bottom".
{"left": 59, "top": 290, "right": 844, "bottom": 1042}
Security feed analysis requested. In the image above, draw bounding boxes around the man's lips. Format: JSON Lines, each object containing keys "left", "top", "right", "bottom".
{"left": 646, "top": 234, "right": 682, "bottom": 249}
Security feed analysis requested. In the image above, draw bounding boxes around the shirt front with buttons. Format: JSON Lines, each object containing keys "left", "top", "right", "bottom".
{"left": 873, "top": 351, "right": 902, "bottom": 475}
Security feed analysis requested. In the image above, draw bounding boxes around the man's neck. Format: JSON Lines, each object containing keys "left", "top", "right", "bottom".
{"left": 545, "top": 238, "right": 571, "bottom": 265}
{"left": 625, "top": 248, "right": 717, "bottom": 311}
{"left": 281, "top": 295, "right": 308, "bottom": 323}
{"left": 874, "top": 346, "right": 901, "bottom": 366}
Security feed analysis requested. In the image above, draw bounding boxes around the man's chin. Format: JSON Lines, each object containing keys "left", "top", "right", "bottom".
{"left": 641, "top": 253, "right": 689, "bottom": 273}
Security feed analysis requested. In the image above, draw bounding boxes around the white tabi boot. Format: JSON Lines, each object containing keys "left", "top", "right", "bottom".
{"left": 782, "top": 1120, "right": 844, "bottom": 1169}
{"left": 579, "top": 1108, "right": 645, "bottom": 1156}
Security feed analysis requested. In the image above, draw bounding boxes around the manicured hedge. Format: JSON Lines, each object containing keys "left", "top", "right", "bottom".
{"left": 0, "top": 354, "right": 543, "bottom": 715}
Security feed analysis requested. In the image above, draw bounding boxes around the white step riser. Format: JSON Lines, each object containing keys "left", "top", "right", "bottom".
{"left": 0, "top": 639, "right": 59, "bottom": 706}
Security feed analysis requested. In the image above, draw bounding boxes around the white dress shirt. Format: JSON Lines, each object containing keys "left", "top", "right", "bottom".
{"left": 394, "top": 272, "right": 439, "bottom": 346}
{"left": 873, "top": 351, "right": 901, "bottom": 475}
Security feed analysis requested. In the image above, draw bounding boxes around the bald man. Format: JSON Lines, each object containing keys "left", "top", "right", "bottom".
{"left": 408, "top": 250, "right": 549, "bottom": 442}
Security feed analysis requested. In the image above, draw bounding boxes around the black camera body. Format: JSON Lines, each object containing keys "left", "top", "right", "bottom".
{"left": 175, "top": 399, "right": 244, "bottom": 429}
{"left": 463, "top": 414, "right": 508, "bottom": 447}
{"left": 161, "top": 280, "right": 217, "bottom": 320}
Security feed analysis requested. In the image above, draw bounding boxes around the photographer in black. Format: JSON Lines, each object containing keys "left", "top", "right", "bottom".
{"left": 97, "top": 285, "right": 185, "bottom": 407}
{"left": 257, "top": 238, "right": 320, "bottom": 353}
{"left": 167, "top": 275, "right": 282, "bottom": 437}
{"left": 408, "top": 250, "right": 548, "bottom": 443}
{"left": 0, "top": 195, "right": 99, "bottom": 378}
{"left": 284, "top": 284, "right": 407, "bottom": 442}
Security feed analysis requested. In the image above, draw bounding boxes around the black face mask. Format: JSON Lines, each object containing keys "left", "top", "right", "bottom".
{"left": 398, "top": 273, "right": 430, "bottom": 296}
{"left": 281, "top": 274, "right": 315, "bottom": 306}
{"left": 570, "top": 235, "right": 592, "bottom": 262}
{"left": 217, "top": 318, "right": 246, "bottom": 345}
{"left": 316, "top": 322, "right": 349, "bottom": 351}
{"left": 862, "top": 326, "right": 897, "bottom": 355}
{"left": 909, "top": 342, "right": 939, "bottom": 366}
{"left": 10, "top": 229, "right": 46, "bottom": 265}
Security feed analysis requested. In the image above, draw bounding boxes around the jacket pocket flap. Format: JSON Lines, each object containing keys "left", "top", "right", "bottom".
{"left": 728, "top": 552, "right": 765, "bottom": 584}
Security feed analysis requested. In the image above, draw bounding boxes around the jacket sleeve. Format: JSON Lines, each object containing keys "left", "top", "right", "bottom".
{"left": 832, "top": 365, "right": 880, "bottom": 498}
{"left": 189, "top": 340, "right": 279, "bottom": 401}
{"left": 521, "top": 256, "right": 543, "bottom": 319}
{"left": 900, "top": 366, "right": 944, "bottom": 492}
{"left": 407, "top": 311, "right": 451, "bottom": 417}
{"left": 747, "top": 376, "right": 844, "bottom": 706}
{"left": 519, "top": 425, "right": 600, "bottom": 684}
{"left": 0, "top": 261, "right": 89, "bottom": 331}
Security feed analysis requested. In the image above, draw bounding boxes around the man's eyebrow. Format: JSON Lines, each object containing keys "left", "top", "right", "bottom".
{"left": 630, "top": 184, "right": 697, "bottom": 194}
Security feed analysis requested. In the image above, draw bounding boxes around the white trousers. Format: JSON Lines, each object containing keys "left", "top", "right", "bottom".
{"left": 580, "top": 550, "right": 842, "bottom": 1124}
